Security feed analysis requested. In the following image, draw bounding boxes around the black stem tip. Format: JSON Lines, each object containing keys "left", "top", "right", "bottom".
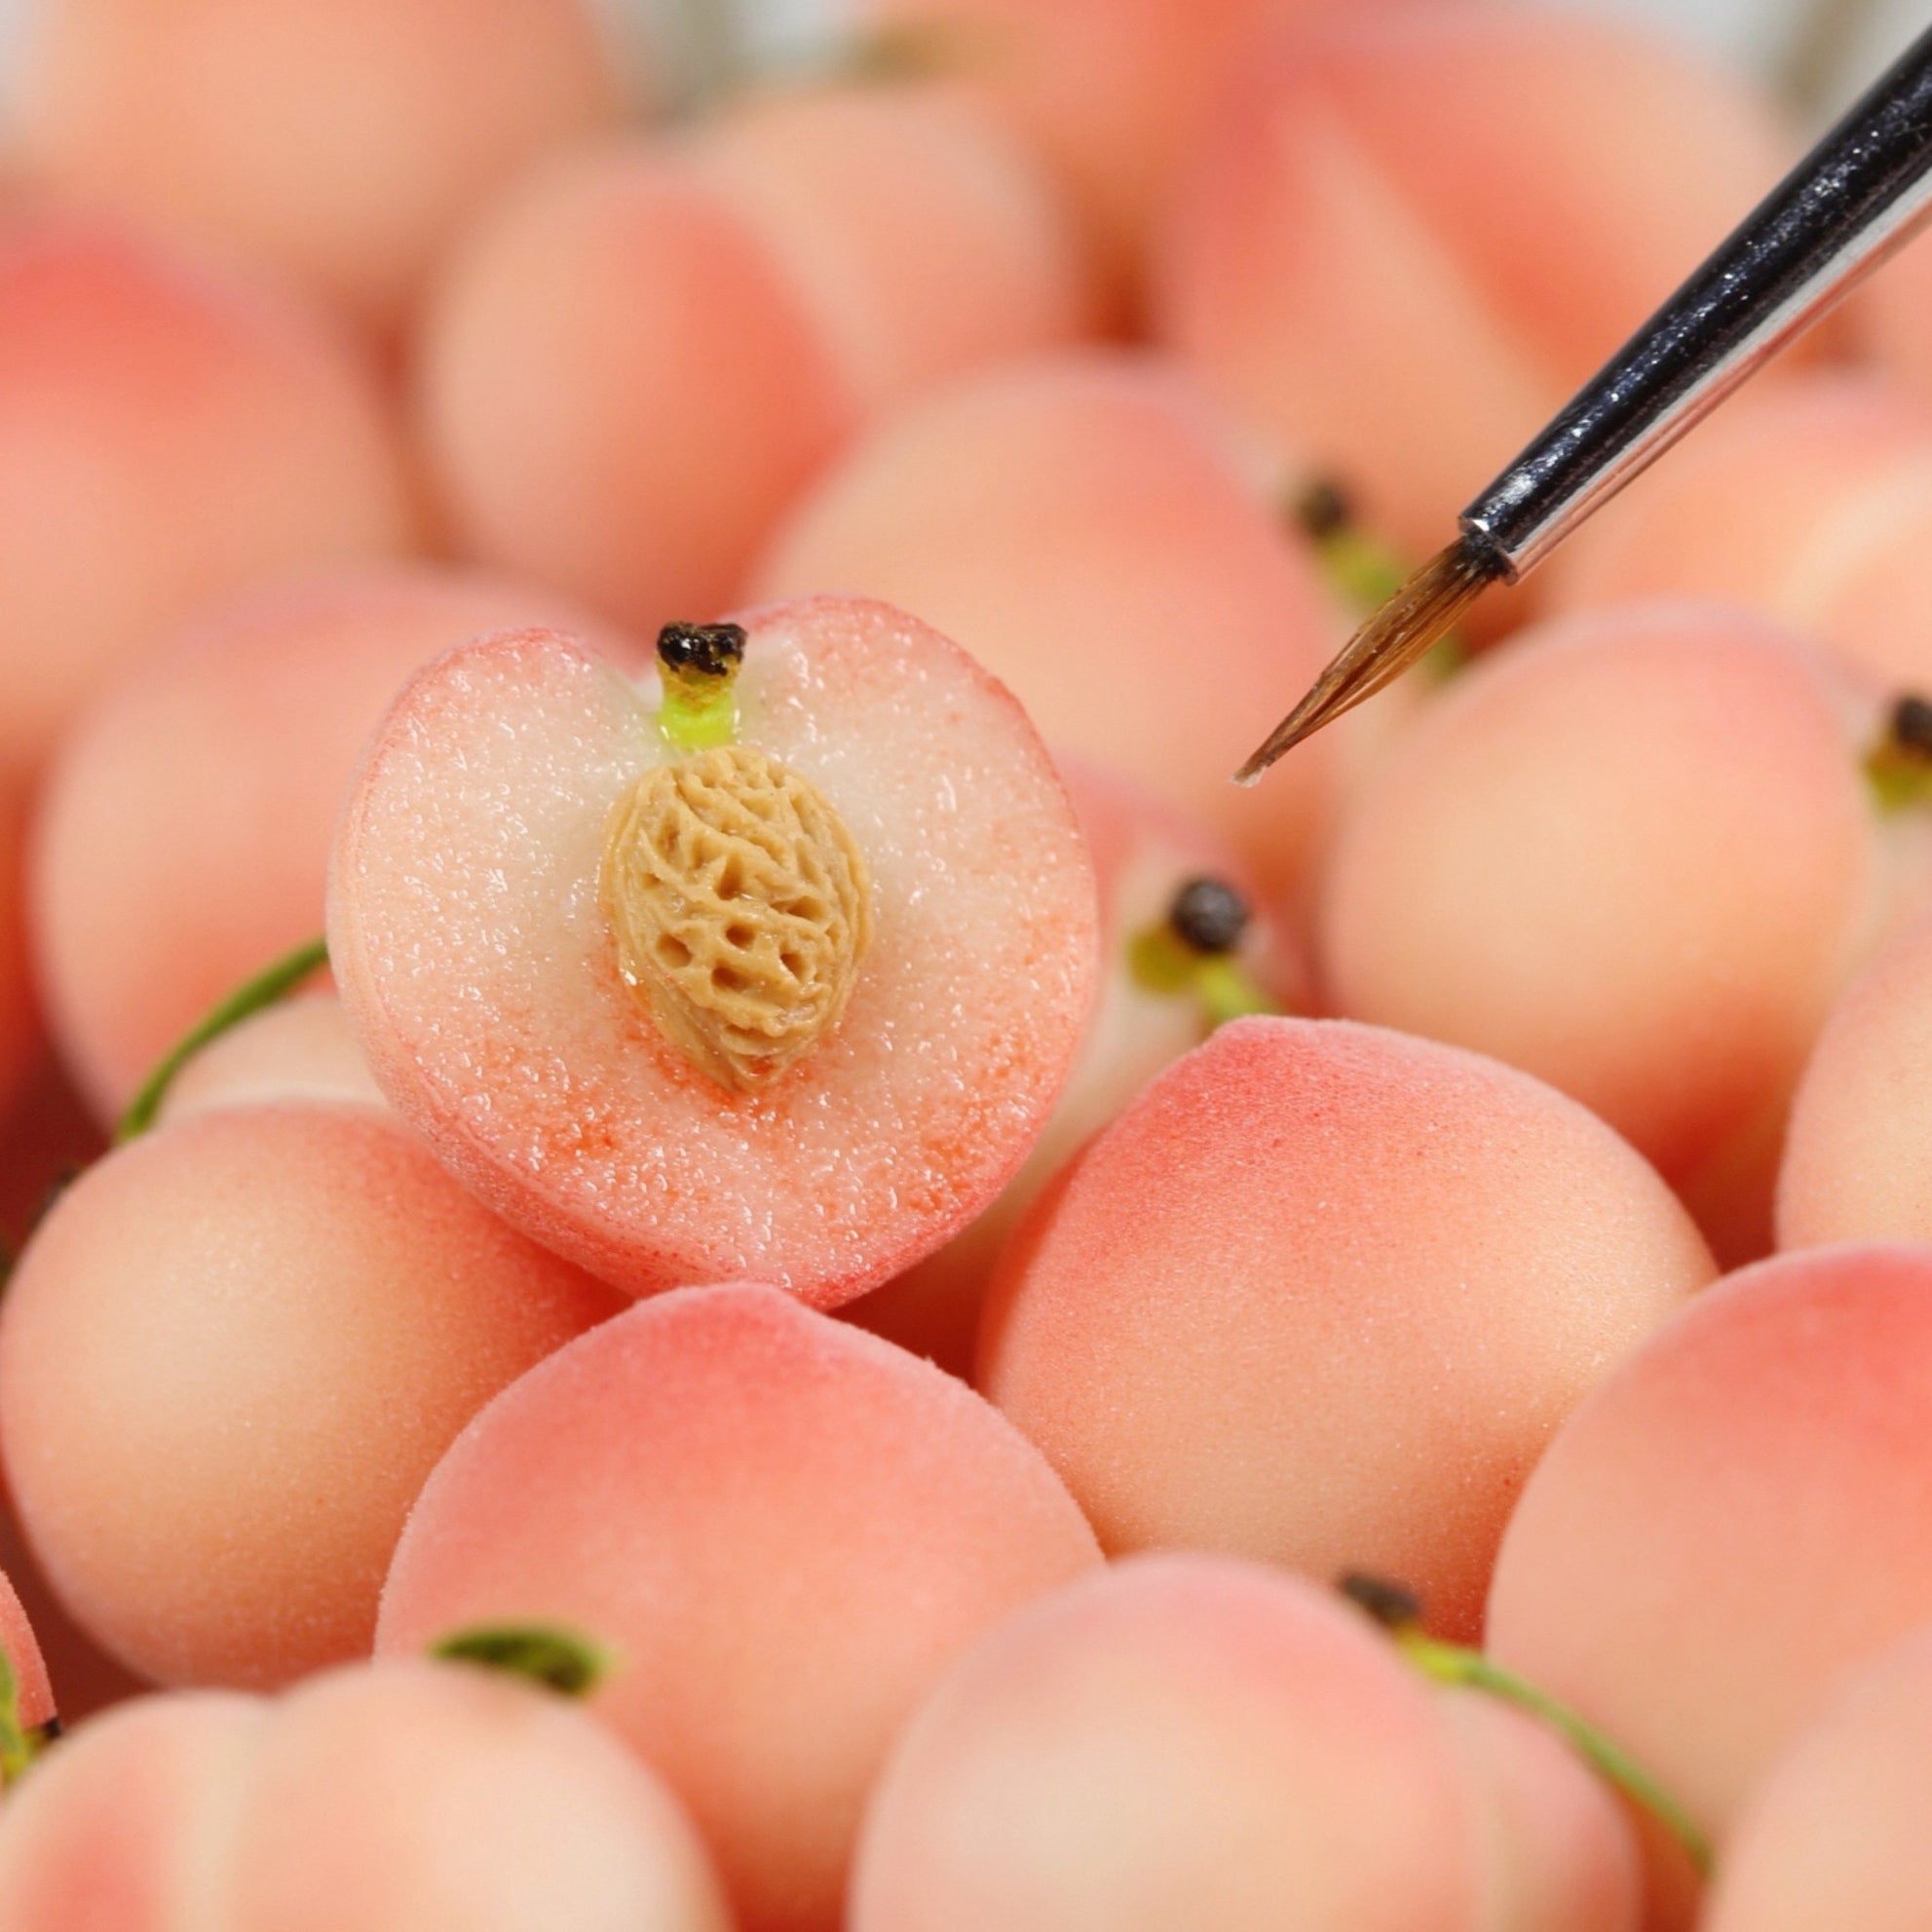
{"left": 658, "top": 622, "right": 746, "bottom": 680}
{"left": 1892, "top": 693, "right": 1932, "bottom": 758}
{"left": 1168, "top": 877, "right": 1252, "bottom": 956}
{"left": 1293, "top": 477, "right": 1355, "bottom": 541}
{"left": 1338, "top": 1572, "right": 1423, "bottom": 1631}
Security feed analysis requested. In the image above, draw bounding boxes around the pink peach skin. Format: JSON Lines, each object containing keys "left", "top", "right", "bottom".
{"left": 0, "top": 210, "right": 415, "bottom": 779}
{"left": 1437, "top": 1692, "right": 1639, "bottom": 1932}
{"left": 860, "top": 0, "right": 1351, "bottom": 302}
{"left": 1542, "top": 372, "right": 1932, "bottom": 696}
{"left": 16, "top": 0, "right": 631, "bottom": 336}
{"left": 1858, "top": 216, "right": 1932, "bottom": 415}
{"left": 0, "top": 1569, "right": 54, "bottom": 1736}
{"left": 0, "top": 1662, "right": 731, "bottom": 1931}
{"left": 378, "top": 1284, "right": 1103, "bottom": 1932}
{"left": 686, "top": 80, "right": 1099, "bottom": 416}
{"left": 846, "top": 753, "right": 1306, "bottom": 1376}
{"left": 0, "top": 1102, "right": 625, "bottom": 1689}
{"left": 1488, "top": 1244, "right": 1932, "bottom": 1855}
{"left": 1703, "top": 1624, "right": 1932, "bottom": 1932}
{"left": 981, "top": 1016, "right": 1715, "bottom": 1639}
{"left": 1778, "top": 917, "right": 1932, "bottom": 1248}
{"left": 33, "top": 561, "right": 637, "bottom": 1121}
{"left": 328, "top": 600, "right": 1098, "bottom": 1307}
{"left": 851, "top": 1553, "right": 1484, "bottom": 1932}
{"left": 154, "top": 992, "right": 385, "bottom": 1128}
{"left": 750, "top": 350, "right": 1344, "bottom": 898}
{"left": 1320, "top": 603, "right": 1881, "bottom": 1264}
{"left": 1155, "top": 3, "right": 1794, "bottom": 557}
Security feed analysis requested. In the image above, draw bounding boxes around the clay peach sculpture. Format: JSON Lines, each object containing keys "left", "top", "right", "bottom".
{"left": 846, "top": 754, "right": 1300, "bottom": 1376}
{"left": 33, "top": 562, "right": 637, "bottom": 1119}
{"left": 1155, "top": 2, "right": 1793, "bottom": 557}
{"left": 0, "top": 1101, "right": 623, "bottom": 1689}
{"left": 979, "top": 1014, "right": 1715, "bottom": 1639}
{"left": 0, "top": 210, "right": 414, "bottom": 778}
{"left": 1488, "top": 1243, "right": 1932, "bottom": 1870}
{"left": 0, "top": 1568, "right": 56, "bottom": 1750}
{"left": 750, "top": 350, "right": 1342, "bottom": 897}
{"left": 0, "top": 1656, "right": 731, "bottom": 1931}
{"left": 328, "top": 599, "right": 1098, "bottom": 1306}
{"left": 1778, "top": 917, "right": 1932, "bottom": 1249}
{"left": 14, "top": 0, "right": 631, "bottom": 337}
{"left": 1319, "top": 603, "right": 1890, "bottom": 1264}
{"left": 419, "top": 84, "right": 1091, "bottom": 635}
{"left": 1702, "top": 1623, "right": 1932, "bottom": 1932}
{"left": 1541, "top": 372, "right": 1932, "bottom": 695}
{"left": 850, "top": 1553, "right": 1486, "bottom": 1932}
{"left": 377, "top": 1283, "right": 1104, "bottom": 1932}
{"left": 152, "top": 993, "right": 383, "bottom": 1129}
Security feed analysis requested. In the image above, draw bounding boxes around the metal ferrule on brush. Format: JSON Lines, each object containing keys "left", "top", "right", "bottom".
{"left": 1462, "top": 19, "right": 1932, "bottom": 581}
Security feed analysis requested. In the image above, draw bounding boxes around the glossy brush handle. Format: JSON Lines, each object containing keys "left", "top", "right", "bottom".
{"left": 1461, "top": 19, "right": 1932, "bottom": 579}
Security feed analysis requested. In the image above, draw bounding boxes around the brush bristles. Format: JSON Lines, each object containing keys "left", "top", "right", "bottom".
{"left": 1234, "top": 536, "right": 1501, "bottom": 784}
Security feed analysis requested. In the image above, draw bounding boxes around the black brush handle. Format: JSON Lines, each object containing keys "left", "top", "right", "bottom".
{"left": 1462, "top": 19, "right": 1932, "bottom": 578}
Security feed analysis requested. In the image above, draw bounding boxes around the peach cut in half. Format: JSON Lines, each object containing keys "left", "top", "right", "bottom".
{"left": 327, "top": 595, "right": 1098, "bottom": 1306}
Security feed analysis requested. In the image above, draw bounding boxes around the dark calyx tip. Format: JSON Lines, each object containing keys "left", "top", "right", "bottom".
{"left": 1168, "top": 877, "right": 1251, "bottom": 955}
{"left": 658, "top": 622, "right": 746, "bottom": 679}
{"left": 1293, "top": 477, "right": 1353, "bottom": 541}
{"left": 1893, "top": 693, "right": 1932, "bottom": 757}
{"left": 1339, "top": 1572, "right": 1423, "bottom": 1631}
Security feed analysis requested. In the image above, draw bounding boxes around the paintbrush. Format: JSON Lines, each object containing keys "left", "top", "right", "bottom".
{"left": 1237, "top": 19, "right": 1932, "bottom": 785}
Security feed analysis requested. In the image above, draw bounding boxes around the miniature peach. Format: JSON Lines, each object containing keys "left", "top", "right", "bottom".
{"left": 16, "top": 0, "right": 631, "bottom": 334}
{"left": 329, "top": 600, "right": 1098, "bottom": 1307}
{"left": 981, "top": 1016, "right": 1714, "bottom": 1638}
{"left": 378, "top": 1284, "right": 1103, "bottom": 1931}
{"left": 0, "top": 1102, "right": 624, "bottom": 1688}
{"left": 33, "top": 562, "right": 635, "bottom": 1119}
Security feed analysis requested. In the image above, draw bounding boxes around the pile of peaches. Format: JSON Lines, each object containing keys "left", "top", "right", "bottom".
{"left": 1, "top": 0, "right": 1932, "bottom": 1924}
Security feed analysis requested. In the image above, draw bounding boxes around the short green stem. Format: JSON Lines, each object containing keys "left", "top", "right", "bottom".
{"left": 1394, "top": 1630, "right": 1712, "bottom": 1879}
{"left": 0, "top": 1648, "right": 49, "bottom": 1790}
{"left": 432, "top": 1623, "right": 618, "bottom": 1700}
{"left": 656, "top": 623, "right": 745, "bottom": 753}
{"left": 1126, "top": 928, "right": 1278, "bottom": 1033}
{"left": 116, "top": 935, "right": 329, "bottom": 1144}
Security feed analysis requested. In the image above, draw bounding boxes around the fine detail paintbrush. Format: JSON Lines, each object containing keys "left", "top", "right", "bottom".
{"left": 1237, "top": 19, "right": 1932, "bottom": 785}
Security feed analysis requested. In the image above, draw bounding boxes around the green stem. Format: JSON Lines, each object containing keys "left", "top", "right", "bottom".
{"left": 1125, "top": 928, "right": 1278, "bottom": 1033}
{"left": 0, "top": 1648, "right": 41, "bottom": 1789}
{"left": 1395, "top": 1631, "right": 1712, "bottom": 1878}
{"left": 432, "top": 1623, "right": 618, "bottom": 1700}
{"left": 116, "top": 935, "right": 329, "bottom": 1144}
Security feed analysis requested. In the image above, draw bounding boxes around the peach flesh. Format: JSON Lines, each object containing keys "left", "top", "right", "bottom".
{"left": 1155, "top": 4, "right": 1794, "bottom": 555}
{"left": 0, "top": 1102, "right": 624, "bottom": 1689}
{"left": 328, "top": 599, "right": 1098, "bottom": 1307}
{"left": 33, "top": 562, "right": 637, "bottom": 1120}
{"left": 685, "top": 81, "right": 1099, "bottom": 416}
{"left": 0, "top": 211, "right": 415, "bottom": 778}
{"left": 749, "top": 351, "right": 1343, "bottom": 897}
{"left": 850, "top": 1553, "right": 1483, "bottom": 1932}
{"left": 1318, "top": 604, "right": 1878, "bottom": 1263}
{"left": 0, "top": 1663, "right": 731, "bottom": 1932}
{"left": 378, "top": 1284, "right": 1104, "bottom": 1932}
{"left": 17, "top": 0, "right": 630, "bottom": 335}
{"left": 1487, "top": 1244, "right": 1932, "bottom": 1844}
{"left": 1541, "top": 373, "right": 1932, "bottom": 695}
{"left": 980, "top": 1015, "right": 1714, "bottom": 1639}
{"left": 846, "top": 754, "right": 1304, "bottom": 1376}
{"left": 1703, "top": 1625, "right": 1932, "bottom": 1932}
